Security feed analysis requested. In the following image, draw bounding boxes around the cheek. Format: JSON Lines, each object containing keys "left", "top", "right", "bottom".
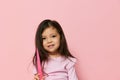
{"left": 42, "top": 41, "right": 46, "bottom": 48}
{"left": 57, "top": 39, "right": 60, "bottom": 46}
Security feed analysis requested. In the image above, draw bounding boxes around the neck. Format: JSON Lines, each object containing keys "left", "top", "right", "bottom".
{"left": 49, "top": 53, "right": 61, "bottom": 58}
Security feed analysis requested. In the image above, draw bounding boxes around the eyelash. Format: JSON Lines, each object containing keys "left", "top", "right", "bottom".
{"left": 42, "top": 35, "right": 56, "bottom": 40}
{"left": 42, "top": 38, "right": 46, "bottom": 40}
{"left": 52, "top": 35, "right": 56, "bottom": 38}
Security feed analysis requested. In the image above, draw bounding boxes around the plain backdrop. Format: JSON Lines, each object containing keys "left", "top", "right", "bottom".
{"left": 0, "top": 0, "right": 120, "bottom": 80}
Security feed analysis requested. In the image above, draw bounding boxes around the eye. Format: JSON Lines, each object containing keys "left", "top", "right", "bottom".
{"left": 52, "top": 35, "right": 56, "bottom": 38}
{"left": 42, "top": 37, "right": 46, "bottom": 40}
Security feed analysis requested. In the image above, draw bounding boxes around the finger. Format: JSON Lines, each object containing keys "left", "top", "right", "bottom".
{"left": 34, "top": 77, "right": 39, "bottom": 80}
{"left": 35, "top": 73, "right": 40, "bottom": 76}
{"left": 33, "top": 78, "right": 38, "bottom": 80}
{"left": 40, "top": 75, "right": 47, "bottom": 80}
{"left": 34, "top": 75, "right": 39, "bottom": 80}
{"left": 42, "top": 76, "right": 46, "bottom": 79}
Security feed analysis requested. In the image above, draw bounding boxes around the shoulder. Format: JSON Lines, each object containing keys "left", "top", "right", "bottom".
{"left": 68, "top": 57, "right": 77, "bottom": 62}
{"left": 65, "top": 57, "right": 77, "bottom": 70}
{"left": 65, "top": 57, "right": 77, "bottom": 63}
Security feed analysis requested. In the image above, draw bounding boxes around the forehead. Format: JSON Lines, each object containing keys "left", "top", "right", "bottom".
{"left": 42, "top": 26, "right": 58, "bottom": 36}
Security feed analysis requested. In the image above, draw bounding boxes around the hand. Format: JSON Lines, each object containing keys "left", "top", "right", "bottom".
{"left": 34, "top": 73, "right": 45, "bottom": 80}
{"left": 34, "top": 73, "right": 46, "bottom": 80}
{"left": 34, "top": 73, "right": 39, "bottom": 80}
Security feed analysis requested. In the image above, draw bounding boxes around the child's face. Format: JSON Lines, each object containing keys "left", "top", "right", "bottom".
{"left": 42, "top": 26, "right": 60, "bottom": 54}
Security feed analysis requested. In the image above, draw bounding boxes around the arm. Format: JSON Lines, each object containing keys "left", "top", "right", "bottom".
{"left": 66, "top": 58, "right": 78, "bottom": 80}
{"left": 68, "top": 65, "right": 78, "bottom": 80}
{"left": 33, "top": 66, "right": 45, "bottom": 80}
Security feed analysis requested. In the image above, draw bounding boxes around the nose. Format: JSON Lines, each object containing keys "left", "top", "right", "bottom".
{"left": 47, "top": 38, "right": 52, "bottom": 43}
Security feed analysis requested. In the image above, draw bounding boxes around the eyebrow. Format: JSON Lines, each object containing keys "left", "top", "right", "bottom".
{"left": 42, "top": 33, "right": 58, "bottom": 37}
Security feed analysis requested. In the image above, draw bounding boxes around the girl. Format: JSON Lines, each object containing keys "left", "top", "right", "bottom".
{"left": 33, "top": 19, "right": 78, "bottom": 80}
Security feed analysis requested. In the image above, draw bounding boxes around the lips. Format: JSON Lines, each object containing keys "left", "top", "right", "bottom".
{"left": 47, "top": 44, "right": 54, "bottom": 49}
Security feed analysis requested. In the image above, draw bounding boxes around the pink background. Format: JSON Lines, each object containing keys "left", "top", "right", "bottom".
{"left": 0, "top": 0, "right": 120, "bottom": 80}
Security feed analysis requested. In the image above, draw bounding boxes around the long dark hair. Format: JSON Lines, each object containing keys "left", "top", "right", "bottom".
{"left": 33, "top": 19, "right": 74, "bottom": 66}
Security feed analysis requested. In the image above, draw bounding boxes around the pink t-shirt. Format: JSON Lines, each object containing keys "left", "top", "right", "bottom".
{"left": 33, "top": 56, "right": 78, "bottom": 80}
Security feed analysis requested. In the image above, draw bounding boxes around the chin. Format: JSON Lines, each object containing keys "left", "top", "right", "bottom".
{"left": 48, "top": 50, "right": 58, "bottom": 53}
{"left": 48, "top": 51, "right": 56, "bottom": 53}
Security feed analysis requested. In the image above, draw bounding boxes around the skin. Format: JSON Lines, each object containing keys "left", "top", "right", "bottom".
{"left": 34, "top": 26, "right": 61, "bottom": 80}
{"left": 34, "top": 73, "right": 45, "bottom": 80}
{"left": 42, "top": 26, "right": 60, "bottom": 57}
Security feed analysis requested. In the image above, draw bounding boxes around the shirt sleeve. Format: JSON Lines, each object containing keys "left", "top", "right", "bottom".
{"left": 66, "top": 58, "right": 78, "bottom": 80}
{"left": 33, "top": 65, "right": 37, "bottom": 74}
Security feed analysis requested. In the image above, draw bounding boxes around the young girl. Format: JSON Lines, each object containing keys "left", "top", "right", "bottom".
{"left": 33, "top": 19, "right": 78, "bottom": 80}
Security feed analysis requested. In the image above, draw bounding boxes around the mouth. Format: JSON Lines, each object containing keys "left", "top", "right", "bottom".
{"left": 47, "top": 44, "right": 55, "bottom": 48}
